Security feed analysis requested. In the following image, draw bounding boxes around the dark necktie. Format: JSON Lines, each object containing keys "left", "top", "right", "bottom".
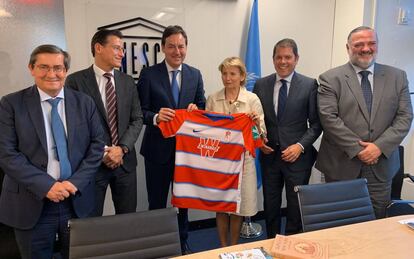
{"left": 277, "top": 79, "right": 287, "bottom": 121}
{"left": 104, "top": 73, "right": 119, "bottom": 146}
{"left": 359, "top": 71, "right": 372, "bottom": 114}
{"left": 47, "top": 98, "right": 72, "bottom": 180}
{"left": 171, "top": 70, "right": 180, "bottom": 107}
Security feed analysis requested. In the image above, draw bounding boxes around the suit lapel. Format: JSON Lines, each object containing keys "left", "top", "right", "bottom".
{"left": 159, "top": 61, "right": 176, "bottom": 108}
{"left": 281, "top": 73, "right": 300, "bottom": 123}
{"left": 114, "top": 70, "right": 126, "bottom": 129}
{"left": 370, "top": 64, "right": 386, "bottom": 124}
{"left": 344, "top": 63, "right": 370, "bottom": 123}
{"left": 84, "top": 66, "right": 108, "bottom": 125}
{"left": 263, "top": 74, "right": 278, "bottom": 124}
{"left": 179, "top": 64, "right": 192, "bottom": 108}
{"left": 25, "top": 86, "right": 47, "bottom": 153}
{"left": 64, "top": 88, "right": 76, "bottom": 161}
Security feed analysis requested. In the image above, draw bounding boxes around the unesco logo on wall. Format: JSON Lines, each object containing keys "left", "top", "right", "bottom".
{"left": 98, "top": 17, "right": 166, "bottom": 80}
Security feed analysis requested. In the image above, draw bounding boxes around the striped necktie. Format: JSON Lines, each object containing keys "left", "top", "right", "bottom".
{"left": 104, "top": 73, "right": 119, "bottom": 145}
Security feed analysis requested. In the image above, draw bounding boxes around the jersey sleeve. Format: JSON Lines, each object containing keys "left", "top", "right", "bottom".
{"left": 238, "top": 114, "right": 264, "bottom": 158}
{"left": 158, "top": 109, "right": 186, "bottom": 138}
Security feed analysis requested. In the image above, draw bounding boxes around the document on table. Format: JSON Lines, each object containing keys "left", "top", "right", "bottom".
{"left": 397, "top": 217, "right": 414, "bottom": 224}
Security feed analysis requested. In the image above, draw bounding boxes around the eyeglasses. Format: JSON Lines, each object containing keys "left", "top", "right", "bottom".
{"left": 110, "top": 45, "right": 126, "bottom": 54}
{"left": 36, "top": 65, "right": 66, "bottom": 73}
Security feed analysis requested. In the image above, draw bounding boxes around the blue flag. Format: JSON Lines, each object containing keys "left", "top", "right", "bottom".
{"left": 245, "top": 0, "right": 261, "bottom": 92}
{"left": 245, "top": 0, "right": 262, "bottom": 189}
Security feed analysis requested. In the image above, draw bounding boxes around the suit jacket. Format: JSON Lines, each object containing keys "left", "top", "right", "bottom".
{"left": 0, "top": 86, "right": 104, "bottom": 229}
{"left": 253, "top": 72, "right": 322, "bottom": 171}
{"left": 138, "top": 61, "right": 206, "bottom": 164}
{"left": 66, "top": 66, "right": 143, "bottom": 173}
{"left": 316, "top": 62, "right": 413, "bottom": 181}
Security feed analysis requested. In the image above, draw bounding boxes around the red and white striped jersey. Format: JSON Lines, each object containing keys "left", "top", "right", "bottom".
{"left": 158, "top": 109, "right": 263, "bottom": 213}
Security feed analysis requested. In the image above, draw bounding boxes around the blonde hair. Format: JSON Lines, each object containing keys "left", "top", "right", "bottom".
{"left": 218, "top": 57, "right": 247, "bottom": 86}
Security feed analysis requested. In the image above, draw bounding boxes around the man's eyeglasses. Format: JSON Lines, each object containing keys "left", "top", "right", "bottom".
{"left": 36, "top": 65, "right": 66, "bottom": 73}
{"left": 110, "top": 45, "right": 126, "bottom": 54}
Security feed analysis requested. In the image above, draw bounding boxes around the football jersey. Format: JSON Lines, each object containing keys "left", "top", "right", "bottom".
{"left": 158, "top": 109, "right": 263, "bottom": 213}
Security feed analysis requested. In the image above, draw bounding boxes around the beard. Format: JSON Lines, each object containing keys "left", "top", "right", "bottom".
{"left": 349, "top": 52, "right": 376, "bottom": 69}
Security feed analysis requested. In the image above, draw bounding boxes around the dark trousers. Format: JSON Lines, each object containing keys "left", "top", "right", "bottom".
{"left": 93, "top": 164, "right": 137, "bottom": 216}
{"left": 14, "top": 199, "right": 74, "bottom": 259}
{"left": 144, "top": 158, "right": 189, "bottom": 245}
{"left": 261, "top": 150, "right": 311, "bottom": 238}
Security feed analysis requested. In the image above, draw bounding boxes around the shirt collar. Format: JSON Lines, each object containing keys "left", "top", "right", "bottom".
{"left": 38, "top": 87, "right": 65, "bottom": 102}
{"left": 351, "top": 63, "right": 375, "bottom": 75}
{"left": 276, "top": 71, "right": 294, "bottom": 83}
{"left": 215, "top": 87, "right": 248, "bottom": 103}
{"left": 165, "top": 61, "right": 182, "bottom": 73}
{"left": 93, "top": 64, "right": 114, "bottom": 77}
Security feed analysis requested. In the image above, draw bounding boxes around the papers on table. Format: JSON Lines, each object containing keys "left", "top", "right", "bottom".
{"left": 397, "top": 217, "right": 414, "bottom": 224}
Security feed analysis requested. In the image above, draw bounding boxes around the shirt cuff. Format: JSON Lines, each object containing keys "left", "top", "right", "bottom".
{"left": 296, "top": 142, "right": 305, "bottom": 153}
{"left": 153, "top": 114, "right": 159, "bottom": 126}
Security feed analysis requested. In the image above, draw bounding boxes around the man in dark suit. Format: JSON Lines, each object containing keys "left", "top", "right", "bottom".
{"left": 0, "top": 45, "right": 104, "bottom": 258}
{"left": 316, "top": 26, "right": 413, "bottom": 218}
{"left": 66, "top": 29, "right": 143, "bottom": 216}
{"left": 137, "top": 25, "right": 205, "bottom": 253}
{"left": 253, "top": 39, "right": 322, "bottom": 237}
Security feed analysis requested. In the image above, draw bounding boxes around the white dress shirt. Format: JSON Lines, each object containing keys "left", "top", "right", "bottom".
{"left": 38, "top": 87, "right": 67, "bottom": 180}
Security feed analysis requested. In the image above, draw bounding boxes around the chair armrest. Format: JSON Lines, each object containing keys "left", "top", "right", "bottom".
{"left": 404, "top": 174, "right": 414, "bottom": 183}
{"left": 386, "top": 199, "right": 414, "bottom": 217}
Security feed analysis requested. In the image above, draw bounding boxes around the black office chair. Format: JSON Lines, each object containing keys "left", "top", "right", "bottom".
{"left": 68, "top": 208, "right": 181, "bottom": 259}
{"left": 387, "top": 145, "right": 414, "bottom": 217}
{"left": 294, "top": 178, "right": 376, "bottom": 232}
{"left": 0, "top": 167, "right": 21, "bottom": 259}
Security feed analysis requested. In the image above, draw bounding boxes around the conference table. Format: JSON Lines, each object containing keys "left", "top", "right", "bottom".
{"left": 175, "top": 215, "right": 414, "bottom": 258}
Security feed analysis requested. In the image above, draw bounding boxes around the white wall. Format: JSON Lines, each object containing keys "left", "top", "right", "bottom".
{"left": 0, "top": 0, "right": 66, "bottom": 97}
{"left": 374, "top": 0, "right": 414, "bottom": 174}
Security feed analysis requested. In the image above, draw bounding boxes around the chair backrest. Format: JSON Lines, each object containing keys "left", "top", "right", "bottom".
{"left": 295, "top": 178, "right": 375, "bottom": 232}
{"left": 69, "top": 208, "right": 181, "bottom": 259}
{"left": 391, "top": 145, "right": 405, "bottom": 199}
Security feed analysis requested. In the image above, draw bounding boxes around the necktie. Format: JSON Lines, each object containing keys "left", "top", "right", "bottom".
{"left": 359, "top": 71, "right": 372, "bottom": 114}
{"left": 171, "top": 70, "right": 180, "bottom": 107}
{"left": 277, "top": 79, "right": 287, "bottom": 121}
{"left": 104, "top": 73, "right": 119, "bottom": 146}
{"left": 47, "top": 98, "right": 72, "bottom": 180}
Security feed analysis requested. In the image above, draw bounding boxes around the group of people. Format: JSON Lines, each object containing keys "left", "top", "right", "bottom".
{"left": 0, "top": 24, "right": 412, "bottom": 259}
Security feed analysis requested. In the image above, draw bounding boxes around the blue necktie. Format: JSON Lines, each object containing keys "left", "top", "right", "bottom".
{"left": 47, "top": 98, "right": 72, "bottom": 180}
{"left": 171, "top": 70, "right": 180, "bottom": 107}
{"left": 277, "top": 79, "right": 287, "bottom": 121}
{"left": 359, "top": 71, "right": 372, "bottom": 115}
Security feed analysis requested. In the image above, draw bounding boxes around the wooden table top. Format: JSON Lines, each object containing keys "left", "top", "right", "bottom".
{"left": 175, "top": 215, "right": 414, "bottom": 259}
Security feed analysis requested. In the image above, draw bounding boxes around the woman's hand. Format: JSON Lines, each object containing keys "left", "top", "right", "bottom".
{"left": 247, "top": 112, "right": 260, "bottom": 127}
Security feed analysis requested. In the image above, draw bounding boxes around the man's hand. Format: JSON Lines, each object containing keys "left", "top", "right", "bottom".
{"left": 259, "top": 137, "right": 274, "bottom": 154}
{"left": 187, "top": 103, "right": 198, "bottom": 112}
{"left": 61, "top": 181, "right": 78, "bottom": 195}
{"left": 156, "top": 108, "right": 176, "bottom": 123}
{"left": 46, "top": 182, "right": 71, "bottom": 203}
{"left": 281, "top": 144, "right": 303, "bottom": 163}
{"left": 260, "top": 144, "right": 274, "bottom": 154}
{"left": 358, "top": 141, "right": 381, "bottom": 165}
{"left": 103, "top": 146, "right": 123, "bottom": 169}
